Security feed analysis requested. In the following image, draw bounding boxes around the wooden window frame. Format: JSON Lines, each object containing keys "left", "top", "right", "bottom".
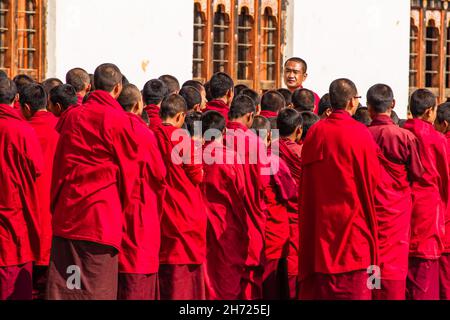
{"left": 193, "top": 0, "right": 284, "bottom": 92}
{"left": 0, "top": 0, "right": 45, "bottom": 81}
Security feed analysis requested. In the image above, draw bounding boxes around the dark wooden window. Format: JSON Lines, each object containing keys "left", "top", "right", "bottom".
{"left": 260, "top": 7, "right": 278, "bottom": 90}
{"left": 425, "top": 20, "right": 440, "bottom": 89}
{"left": 0, "top": 0, "right": 44, "bottom": 80}
{"left": 193, "top": 2, "right": 207, "bottom": 82}
{"left": 213, "top": 5, "right": 230, "bottom": 74}
{"left": 237, "top": 7, "right": 254, "bottom": 84}
{"left": 410, "top": 18, "right": 419, "bottom": 88}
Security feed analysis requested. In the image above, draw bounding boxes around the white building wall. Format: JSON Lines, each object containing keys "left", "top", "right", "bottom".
{"left": 289, "top": 0, "right": 411, "bottom": 117}
{"left": 46, "top": 0, "right": 193, "bottom": 89}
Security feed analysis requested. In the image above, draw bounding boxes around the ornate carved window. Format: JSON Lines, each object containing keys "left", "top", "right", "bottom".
{"left": 192, "top": 0, "right": 285, "bottom": 91}
{"left": 0, "top": 0, "right": 44, "bottom": 80}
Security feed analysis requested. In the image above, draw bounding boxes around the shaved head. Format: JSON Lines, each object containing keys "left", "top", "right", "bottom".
{"left": 66, "top": 68, "right": 91, "bottom": 93}
{"left": 42, "top": 78, "right": 63, "bottom": 95}
{"left": 159, "top": 74, "right": 180, "bottom": 95}
{"left": 117, "top": 84, "right": 142, "bottom": 112}
{"left": 329, "top": 78, "right": 358, "bottom": 110}
{"left": 94, "top": 63, "right": 122, "bottom": 93}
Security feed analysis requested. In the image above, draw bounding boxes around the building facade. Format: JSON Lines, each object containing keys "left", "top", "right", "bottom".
{"left": 1, "top": 0, "right": 419, "bottom": 116}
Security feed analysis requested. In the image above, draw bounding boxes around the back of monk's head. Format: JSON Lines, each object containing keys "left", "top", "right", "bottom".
{"left": 353, "top": 107, "right": 372, "bottom": 126}
{"left": 252, "top": 115, "right": 271, "bottom": 143}
{"left": 143, "top": 79, "right": 168, "bottom": 106}
{"left": 292, "top": 88, "right": 315, "bottom": 112}
{"left": 183, "top": 80, "right": 205, "bottom": 94}
{"left": 66, "top": 68, "right": 91, "bottom": 94}
{"left": 234, "top": 84, "right": 249, "bottom": 97}
{"left": 159, "top": 75, "right": 180, "bottom": 95}
{"left": 0, "top": 70, "right": 8, "bottom": 80}
{"left": 329, "top": 78, "right": 358, "bottom": 110}
{"left": 436, "top": 102, "right": 450, "bottom": 134}
{"left": 42, "top": 78, "right": 63, "bottom": 95}
{"left": 94, "top": 63, "right": 123, "bottom": 94}
{"left": 277, "top": 88, "right": 293, "bottom": 108}
{"left": 409, "top": 89, "right": 437, "bottom": 118}
{"left": 240, "top": 88, "right": 261, "bottom": 107}
{"left": 261, "top": 90, "right": 285, "bottom": 113}
{"left": 185, "top": 111, "right": 203, "bottom": 137}
{"left": 229, "top": 94, "right": 256, "bottom": 121}
{"left": 49, "top": 84, "right": 78, "bottom": 115}
{"left": 20, "top": 83, "right": 47, "bottom": 119}
{"left": 301, "top": 111, "right": 320, "bottom": 140}
{"left": 160, "top": 94, "right": 188, "bottom": 121}
{"left": 210, "top": 72, "right": 234, "bottom": 100}
{"left": 367, "top": 83, "right": 394, "bottom": 114}
{"left": 117, "top": 84, "right": 142, "bottom": 114}
{"left": 277, "top": 108, "right": 303, "bottom": 138}
{"left": 179, "top": 86, "right": 202, "bottom": 111}
{"left": 202, "top": 111, "right": 226, "bottom": 136}
{"left": 13, "top": 74, "right": 34, "bottom": 95}
{"left": 0, "top": 78, "right": 17, "bottom": 105}
{"left": 318, "top": 93, "right": 332, "bottom": 116}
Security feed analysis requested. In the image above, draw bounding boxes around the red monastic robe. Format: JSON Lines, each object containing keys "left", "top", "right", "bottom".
{"left": 444, "top": 131, "right": 450, "bottom": 254}
{"left": 119, "top": 113, "right": 166, "bottom": 275}
{"left": 0, "top": 104, "right": 43, "bottom": 268}
{"left": 368, "top": 115, "right": 424, "bottom": 284}
{"left": 51, "top": 90, "right": 139, "bottom": 250}
{"left": 153, "top": 124, "right": 206, "bottom": 265}
{"left": 260, "top": 110, "right": 278, "bottom": 119}
{"left": 299, "top": 110, "right": 380, "bottom": 295}
{"left": 29, "top": 111, "right": 59, "bottom": 266}
{"left": 201, "top": 141, "right": 248, "bottom": 300}
{"left": 205, "top": 100, "right": 230, "bottom": 122}
{"left": 145, "top": 104, "right": 162, "bottom": 131}
{"left": 403, "top": 119, "right": 449, "bottom": 260}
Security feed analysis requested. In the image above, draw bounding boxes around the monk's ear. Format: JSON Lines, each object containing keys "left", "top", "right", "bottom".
{"left": 226, "top": 89, "right": 234, "bottom": 104}
{"left": 193, "top": 104, "right": 202, "bottom": 112}
{"left": 112, "top": 82, "right": 123, "bottom": 99}
{"left": 14, "top": 93, "right": 19, "bottom": 103}
{"left": 55, "top": 103, "right": 63, "bottom": 116}
{"left": 86, "top": 83, "right": 92, "bottom": 93}
{"left": 391, "top": 99, "right": 396, "bottom": 110}
{"left": 297, "top": 127, "right": 304, "bottom": 141}
{"left": 21, "top": 103, "right": 32, "bottom": 119}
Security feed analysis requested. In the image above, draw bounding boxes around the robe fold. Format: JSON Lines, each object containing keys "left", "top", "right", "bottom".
{"left": 145, "top": 104, "right": 162, "bottom": 131}
{"left": 205, "top": 100, "right": 230, "bottom": 122}
{"left": 51, "top": 90, "right": 139, "bottom": 250}
{"left": 299, "top": 110, "right": 380, "bottom": 299}
{"left": 368, "top": 115, "right": 424, "bottom": 288}
{"left": 260, "top": 110, "right": 278, "bottom": 119}
{"left": 153, "top": 124, "right": 206, "bottom": 265}
{"left": 403, "top": 119, "right": 449, "bottom": 260}
{"left": 0, "top": 104, "right": 43, "bottom": 268}
{"left": 119, "top": 113, "right": 166, "bottom": 276}
{"left": 201, "top": 141, "right": 248, "bottom": 300}
{"left": 29, "top": 111, "right": 59, "bottom": 266}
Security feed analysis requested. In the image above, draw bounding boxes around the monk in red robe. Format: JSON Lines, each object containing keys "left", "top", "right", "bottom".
{"left": 318, "top": 94, "right": 333, "bottom": 119}
{"left": 403, "top": 89, "right": 449, "bottom": 300}
{"left": 366, "top": 84, "right": 424, "bottom": 300}
{"left": 19, "top": 83, "right": 59, "bottom": 300}
{"left": 142, "top": 79, "right": 169, "bottom": 131}
{"left": 182, "top": 80, "right": 207, "bottom": 111}
{"left": 283, "top": 57, "right": 320, "bottom": 113}
{"left": 66, "top": 68, "right": 92, "bottom": 105}
{"left": 299, "top": 79, "right": 381, "bottom": 300}
{"left": 153, "top": 94, "right": 207, "bottom": 300}
{"left": 0, "top": 78, "right": 43, "bottom": 300}
{"left": 259, "top": 90, "right": 286, "bottom": 120}
{"left": 116, "top": 84, "right": 166, "bottom": 300}
{"left": 204, "top": 72, "right": 234, "bottom": 122}
{"left": 225, "top": 95, "right": 270, "bottom": 300}
{"left": 253, "top": 116, "right": 294, "bottom": 300}
{"left": 277, "top": 109, "right": 304, "bottom": 299}
{"left": 434, "top": 102, "right": 450, "bottom": 300}
{"left": 48, "top": 84, "right": 79, "bottom": 118}
{"left": 200, "top": 111, "right": 249, "bottom": 300}
{"left": 47, "top": 63, "right": 139, "bottom": 300}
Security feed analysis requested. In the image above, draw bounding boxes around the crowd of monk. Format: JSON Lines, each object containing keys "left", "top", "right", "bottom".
{"left": 0, "top": 56, "right": 449, "bottom": 301}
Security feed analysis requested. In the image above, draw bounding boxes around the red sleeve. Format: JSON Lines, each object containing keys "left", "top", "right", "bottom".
{"left": 183, "top": 138, "right": 204, "bottom": 185}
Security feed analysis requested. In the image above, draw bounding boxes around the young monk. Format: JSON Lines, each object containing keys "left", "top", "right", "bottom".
{"left": 0, "top": 78, "right": 43, "bottom": 300}
{"left": 179, "top": 86, "right": 203, "bottom": 112}
{"left": 253, "top": 116, "right": 295, "bottom": 300}
{"left": 292, "top": 88, "right": 315, "bottom": 113}
{"left": 205, "top": 72, "right": 234, "bottom": 122}
{"left": 182, "top": 80, "right": 207, "bottom": 111}
{"left": 48, "top": 84, "right": 79, "bottom": 118}
{"left": 299, "top": 79, "right": 381, "bottom": 300}
{"left": 13, "top": 74, "right": 34, "bottom": 111}
{"left": 277, "top": 88, "right": 294, "bottom": 109}
{"left": 142, "top": 79, "right": 169, "bottom": 131}
{"left": 240, "top": 88, "right": 261, "bottom": 114}
{"left": 225, "top": 95, "right": 270, "bottom": 300}
{"left": 259, "top": 90, "right": 286, "bottom": 120}
{"left": 42, "top": 78, "right": 63, "bottom": 96}
{"left": 366, "top": 84, "right": 424, "bottom": 300}
{"left": 300, "top": 111, "right": 320, "bottom": 141}
{"left": 47, "top": 63, "right": 139, "bottom": 300}
{"left": 404, "top": 89, "right": 449, "bottom": 300}
{"left": 277, "top": 109, "right": 304, "bottom": 299}
{"left": 116, "top": 84, "right": 166, "bottom": 300}
{"left": 353, "top": 107, "right": 372, "bottom": 126}
{"left": 200, "top": 111, "right": 248, "bottom": 300}
{"left": 20, "top": 83, "right": 60, "bottom": 300}
{"left": 65, "top": 68, "right": 91, "bottom": 105}
{"left": 153, "top": 94, "right": 206, "bottom": 300}
{"left": 435, "top": 102, "right": 450, "bottom": 300}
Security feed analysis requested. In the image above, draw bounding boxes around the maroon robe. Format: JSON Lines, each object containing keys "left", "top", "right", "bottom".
{"left": 260, "top": 110, "right": 278, "bottom": 119}
{"left": 205, "top": 100, "right": 230, "bottom": 122}
{"left": 145, "top": 104, "right": 162, "bottom": 131}
{"left": 0, "top": 104, "right": 43, "bottom": 300}
{"left": 298, "top": 110, "right": 381, "bottom": 300}
{"left": 368, "top": 115, "right": 424, "bottom": 300}
{"left": 201, "top": 141, "right": 248, "bottom": 300}
{"left": 440, "top": 131, "right": 450, "bottom": 300}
